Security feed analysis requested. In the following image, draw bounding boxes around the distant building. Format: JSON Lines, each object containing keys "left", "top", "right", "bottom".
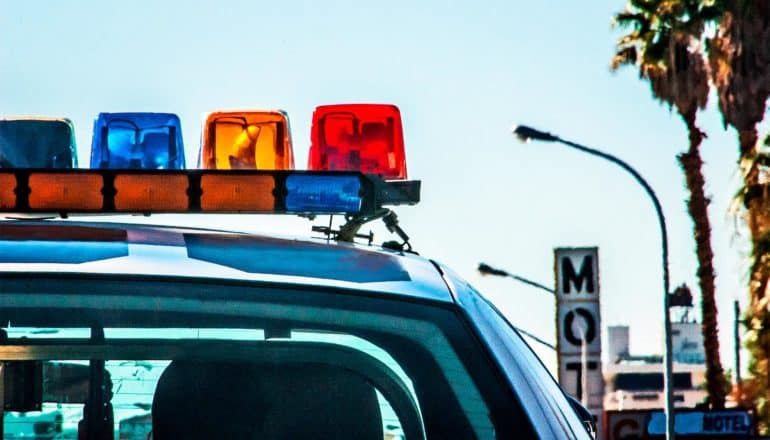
{"left": 604, "top": 321, "right": 707, "bottom": 410}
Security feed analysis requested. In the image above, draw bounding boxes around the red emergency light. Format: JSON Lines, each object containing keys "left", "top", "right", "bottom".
{"left": 308, "top": 104, "right": 407, "bottom": 180}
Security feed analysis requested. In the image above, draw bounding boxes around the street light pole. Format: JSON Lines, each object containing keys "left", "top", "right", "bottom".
{"left": 512, "top": 125, "right": 676, "bottom": 440}
{"left": 514, "top": 325, "right": 557, "bottom": 351}
{"left": 733, "top": 299, "right": 743, "bottom": 399}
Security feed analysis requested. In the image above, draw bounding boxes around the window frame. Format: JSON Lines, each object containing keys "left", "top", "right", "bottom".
{"left": 0, "top": 272, "right": 536, "bottom": 439}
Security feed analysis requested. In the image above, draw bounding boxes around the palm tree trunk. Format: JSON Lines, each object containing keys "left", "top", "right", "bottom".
{"left": 679, "top": 109, "right": 727, "bottom": 408}
{"left": 739, "top": 130, "right": 758, "bottom": 158}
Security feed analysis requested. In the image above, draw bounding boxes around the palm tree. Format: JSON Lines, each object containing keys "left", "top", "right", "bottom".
{"left": 708, "top": 0, "right": 770, "bottom": 426}
{"left": 612, "top": 0, "right": 728, "bottom": 408}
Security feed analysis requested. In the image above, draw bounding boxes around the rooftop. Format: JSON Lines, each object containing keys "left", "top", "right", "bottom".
{"left": 0, "top": 220, "right": 452, "bottom": 303}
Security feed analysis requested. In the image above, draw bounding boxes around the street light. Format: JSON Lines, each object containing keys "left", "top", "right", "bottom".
{"left": 512, "top": 124, "right": 676, "bottom": 440}
{"left": 477, "top": 263, "right": 558, "bottom": 348}
{"left": 478, "top": 262, "right": 555, "bottom": 295}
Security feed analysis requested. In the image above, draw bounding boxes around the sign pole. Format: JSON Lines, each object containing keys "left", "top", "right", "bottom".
{"left": 735, "top": 300, "right": 742, "bottom": 394}
{"left": 581, "top": 335, "right": 588, "bottom": 406}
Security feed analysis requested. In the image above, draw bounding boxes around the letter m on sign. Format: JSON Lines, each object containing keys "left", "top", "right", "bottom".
{"left": 555, "top": 248, "right": 599, "bottom": 297}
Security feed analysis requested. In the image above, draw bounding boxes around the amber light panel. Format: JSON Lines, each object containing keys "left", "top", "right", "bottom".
{"left": 0, "top": 173, "right": 15, "bottom": 209}
{"left": 308, "top": 104, "right": 407, "bottom": 180}
{"left": 28, "top": 173, "right": 103, "bottom": 211}
{"left": 114, "top": 174, "right": 189, "bottom": 211}
{"left": 201, "top": 111, "right": 294, "bottom": 170}
{"left": 200, "top": 174, "right": 275, "bottom": 212}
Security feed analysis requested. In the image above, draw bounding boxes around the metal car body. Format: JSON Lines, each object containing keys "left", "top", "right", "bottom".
{"left": 0, "top": 220, "right": 591, "bottom": 439}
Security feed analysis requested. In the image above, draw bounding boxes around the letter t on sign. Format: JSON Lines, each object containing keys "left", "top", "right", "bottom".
{"left": 565, "top": 361, "right": 599, "bottom": 402}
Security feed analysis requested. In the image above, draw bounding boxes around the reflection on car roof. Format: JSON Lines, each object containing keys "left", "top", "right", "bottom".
{"left": 0, "top": 221, "right": 452, "bottom": 302}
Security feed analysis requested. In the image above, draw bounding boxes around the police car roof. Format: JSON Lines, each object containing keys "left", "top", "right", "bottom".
{"left": 0, "top": 220, "right": 452, "bottom": 303}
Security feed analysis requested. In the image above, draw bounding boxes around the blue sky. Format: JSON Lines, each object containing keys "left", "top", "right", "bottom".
{"left": 0, "top": 0, "right": 755, "bottom": 375}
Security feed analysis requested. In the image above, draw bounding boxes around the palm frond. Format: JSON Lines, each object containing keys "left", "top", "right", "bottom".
{"left": 645, "top": 32, "right": 669, "bottom": 63}
{"left": 613, "top": 12, "right": 649, "bottom": 29}
{"left": 630, "top": 0, "right": 663, "bottom": 15}
{"left": 611, "top": 46, "right": 639, "bottom": 70}
{"left": 618, "top": 32, "right": 646, "bottom": 47}
{"left": 658, "top": 0, "right": 683, "bottom": 21}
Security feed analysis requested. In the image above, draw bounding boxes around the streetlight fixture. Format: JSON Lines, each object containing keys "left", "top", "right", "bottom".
{"left": 512, "top": 124, "right": 676, "bottom": 440}
{"left": 476, "top": 264, "right": 559, "bottom": 355}
{"left": 478, "top": 262, "right": 555, "bottom": 295}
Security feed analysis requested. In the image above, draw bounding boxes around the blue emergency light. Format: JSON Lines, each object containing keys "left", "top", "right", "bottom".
{"left": 285, "top": 174, "right": 362, "bottom": 213}
{"left": 90, "top": 113, "right": 185, "bottom": 170}
{"left": 0, "top": 118, "right": 76, "bottom": 169}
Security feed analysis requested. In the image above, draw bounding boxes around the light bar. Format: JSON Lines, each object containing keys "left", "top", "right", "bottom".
{"left": 308, "top": 104, "right": 407, "bottom": 180}
{"left": 0, "top": 118, "right": 77, "bottom": 169}
{"left": 0, "top": 170, "right": 387, "bottom": 215}
{"left": 90, "top": 112, "right": 185, "bottom": 170}
{"left": 200, "top": 110, "right": 294, "bottom": 170}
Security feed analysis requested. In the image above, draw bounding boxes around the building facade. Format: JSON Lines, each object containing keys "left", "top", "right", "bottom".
{"left": 604, "top": 322, "right": 707, "bottom": 411}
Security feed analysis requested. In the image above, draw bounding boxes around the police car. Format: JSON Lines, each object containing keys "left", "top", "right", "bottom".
{"left": 0, "top": 105, "right": 593, "bottom": 439}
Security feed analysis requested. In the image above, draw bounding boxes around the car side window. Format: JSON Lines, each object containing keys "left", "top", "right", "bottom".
{"left": 437, "top": 263, "right": 592, "bottom": 440}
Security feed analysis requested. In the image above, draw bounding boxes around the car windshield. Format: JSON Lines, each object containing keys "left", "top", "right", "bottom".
{"left": 0, "top": 275, "right": 534, "bottom": 440}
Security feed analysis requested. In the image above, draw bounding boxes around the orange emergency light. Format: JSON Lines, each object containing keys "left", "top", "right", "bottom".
{"left": 200, "top": 110, "right": 294, "bottom": 170}
{"left": 308, "top": 104, "right": 407, "bottom": 180}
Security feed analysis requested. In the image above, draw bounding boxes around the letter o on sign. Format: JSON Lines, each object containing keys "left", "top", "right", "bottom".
{"left": 564, "top": 307, "right": 596, "bottom": 346}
